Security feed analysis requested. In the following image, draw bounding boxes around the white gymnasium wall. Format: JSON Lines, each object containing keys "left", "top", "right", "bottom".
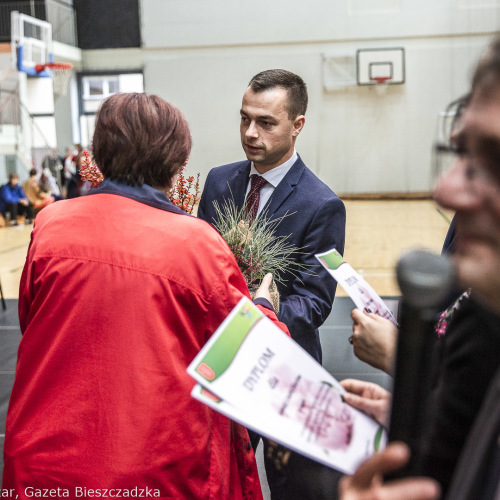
{"left": 81, "top": 0, "right": 500, "bottom": 194}
{"left": 140, "top": 0, "right": 499, "bottom": 49}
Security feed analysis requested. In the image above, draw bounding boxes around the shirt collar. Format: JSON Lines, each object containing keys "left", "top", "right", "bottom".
{"left": 249, "top": 150, "right": 298, "bottom": 188}
{"left": 86, "top": 178, "right": 189, "bottom": 216}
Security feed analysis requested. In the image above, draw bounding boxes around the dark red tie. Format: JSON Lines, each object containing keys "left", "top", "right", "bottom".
{"left": 244, "top": 174, "right": 267, "bottom": 222}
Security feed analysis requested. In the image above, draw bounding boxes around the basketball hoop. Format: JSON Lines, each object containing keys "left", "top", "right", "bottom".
{"left": 371, "top": 76, "right": 392, "bottom": 95}
{"left": 35, "top": 62, "right": 73, "bottom": 96}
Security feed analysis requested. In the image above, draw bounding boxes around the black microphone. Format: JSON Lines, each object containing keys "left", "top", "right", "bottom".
{"left": 387, "top": 249, "right": 455, "bottom": 477}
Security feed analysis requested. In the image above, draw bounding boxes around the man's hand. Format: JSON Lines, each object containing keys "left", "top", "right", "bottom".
{"left": 340, "top": 379, "right": 391, "bottom": 428}
{"left": 254, "top": 273, "right": 273, "bottom": 304}
{"left": 339, "top": 442, "right": 440, "bottom": 500}
{"left": 350, "top": 309, "right": 398, "bottom": 375}
{"left": 20, "top": 198, "right": 29, "bottom": 206}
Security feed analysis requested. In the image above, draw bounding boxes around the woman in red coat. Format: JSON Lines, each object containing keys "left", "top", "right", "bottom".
{"left": 3, "top": 93, "right": 288, "bottom": 498}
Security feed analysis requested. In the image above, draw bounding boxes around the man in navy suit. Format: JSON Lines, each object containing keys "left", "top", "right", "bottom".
{"left": 198, "top": 69, "right": 346, "bottom": 499}
{"left": 198, "top": 69, "right": 345, "bottom": 363}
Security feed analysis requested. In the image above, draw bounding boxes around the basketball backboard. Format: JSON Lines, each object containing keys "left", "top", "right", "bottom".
{"left": 356, "top": 48, "right": 405, "bottom": 86}
{"left": 11, "top": 11, "right": 53, "bottom": 77}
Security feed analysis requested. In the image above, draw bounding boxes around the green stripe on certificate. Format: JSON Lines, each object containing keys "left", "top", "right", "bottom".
{"left": 196, "top": 299, "right": 263, "bottom": 381}
{"left": 318, "top": 248, "right": 345, "bottom": 270}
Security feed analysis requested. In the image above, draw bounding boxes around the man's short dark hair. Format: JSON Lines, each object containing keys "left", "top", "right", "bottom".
{"left": 29, "top": 168, "right": 37, "bottom": 177}
{"left": 92, "top": 93, "right": 192, "bottom": 189}
{"left": 248, "top": 69, "right": 308, "bottom": 119}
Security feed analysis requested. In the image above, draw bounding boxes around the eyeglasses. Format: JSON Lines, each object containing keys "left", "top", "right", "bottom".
{"left": 433, "top": 143, "right": 500, "bottom": 197}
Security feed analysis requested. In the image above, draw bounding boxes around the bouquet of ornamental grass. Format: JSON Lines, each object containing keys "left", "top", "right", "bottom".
{"left": 213, "top": 198, "right": 312, "bottom": 312}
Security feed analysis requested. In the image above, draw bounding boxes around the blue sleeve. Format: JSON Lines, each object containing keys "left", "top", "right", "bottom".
{"left": 2, "top": 185, "right": 17, "bottom": 204}
{"left": 278, "top": 197, "right": 346, "bottom": 334}
{"left": 253, "top": 297, "right": 274, "bottom": 312}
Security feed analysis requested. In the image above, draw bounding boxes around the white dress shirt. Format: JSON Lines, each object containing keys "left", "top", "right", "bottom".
{"left": 244, "top": 150, "right": 298, "bottom": 217}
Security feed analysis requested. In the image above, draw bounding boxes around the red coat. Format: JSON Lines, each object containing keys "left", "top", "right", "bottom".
{"left": 4, "top": 181, "right": 288, "bottom": 498}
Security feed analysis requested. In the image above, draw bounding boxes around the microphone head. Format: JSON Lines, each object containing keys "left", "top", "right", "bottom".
{"left": 397, "top": 249, "right": 455, "bottom": 309}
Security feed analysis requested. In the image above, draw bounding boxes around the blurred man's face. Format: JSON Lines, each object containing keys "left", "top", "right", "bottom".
{"left": 10, "top": 177, "right": 19, "bottom": 186}
{"left": 434, "top": 86, "right": 500, "bottom": 313}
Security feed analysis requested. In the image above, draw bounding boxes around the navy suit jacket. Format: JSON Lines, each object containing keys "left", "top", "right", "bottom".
{"left": 198, "top": 155, "right": 346, "bottom": 362}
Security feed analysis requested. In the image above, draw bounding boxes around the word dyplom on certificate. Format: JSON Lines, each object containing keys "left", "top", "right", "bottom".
{"left": 316, "top": 248, "right": 398, "bottom": 326}
{"left": 187, "top": 297, "right": 386, "bottom": 474}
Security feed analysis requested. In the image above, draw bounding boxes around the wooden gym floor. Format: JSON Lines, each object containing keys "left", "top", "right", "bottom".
{"left": 0, "top": 199, "right": 453, "bottom": 300}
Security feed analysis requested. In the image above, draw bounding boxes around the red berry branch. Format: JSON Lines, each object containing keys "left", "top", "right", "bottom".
{"left": 79, "top": 154, "right": 200, "bottom": 215}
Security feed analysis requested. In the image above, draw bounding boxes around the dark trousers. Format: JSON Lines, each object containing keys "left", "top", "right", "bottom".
{"left": 286, "top": 453, "right": 343, "bottom": 500}
{"left": 5, "top": 202, "right": 33, "bottom": 221}
{"left": 250, "top": 431, "right": 343, "bottom": 500}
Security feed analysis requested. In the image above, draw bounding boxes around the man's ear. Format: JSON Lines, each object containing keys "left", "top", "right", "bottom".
{"left": 292, "top": 115, "right": 305, "bottom": 137}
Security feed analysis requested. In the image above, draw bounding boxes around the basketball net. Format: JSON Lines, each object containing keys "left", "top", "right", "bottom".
{"left": 372, "top": 76, "right": 391, "bottom": 96}
{"left": 35, "top": 63, "right": 73, "bottom": 96}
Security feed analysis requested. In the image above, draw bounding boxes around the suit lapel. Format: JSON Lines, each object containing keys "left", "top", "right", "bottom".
{"left": 225, "top": 161, "right": 251, "bottom": 210}
{"left": 264, "top": 156, "right": 306, "bottom": 217}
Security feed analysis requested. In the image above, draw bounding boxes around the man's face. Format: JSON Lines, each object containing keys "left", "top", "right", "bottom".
{"left": 434, "top": 86, "right": 500, "bottom": 313}
{"left": 240, "top": 87, "right": 304, "bottom": 173}
{"left": 10, "top": 177, "right": 19, "bottom": 186}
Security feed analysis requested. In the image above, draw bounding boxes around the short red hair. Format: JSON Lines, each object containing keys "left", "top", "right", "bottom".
{"left": 92, "top": 93, "right": 192, "bottom": 189}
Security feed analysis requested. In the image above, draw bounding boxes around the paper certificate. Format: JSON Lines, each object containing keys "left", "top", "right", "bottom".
{"left": 187, "top": 297, "right": 386, "bottom": 474}
{"left": 316, "top": 248, "right": 398, "bottom": 326}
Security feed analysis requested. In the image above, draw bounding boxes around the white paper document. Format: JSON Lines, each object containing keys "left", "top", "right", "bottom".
{"left": 187, "top": 297, "right": 386, "bottom": 474}
{"left": 316, "top": 248, "right": 398, "bottom": 325}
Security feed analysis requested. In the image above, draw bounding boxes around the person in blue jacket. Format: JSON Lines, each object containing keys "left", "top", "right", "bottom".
{"left": 1, "top": 173, "right": 34, "bottom": 225}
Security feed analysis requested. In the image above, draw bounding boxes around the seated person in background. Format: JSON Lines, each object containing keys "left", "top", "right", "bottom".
{"left": 40, "top": 168, "right": 64, "bottom": 201}
{"left": 42, "top": 148, "right": 63, "bottom": 192}
{"left": 22, "top": 168, "right": 55, "bottom": 212}
{"left": 0, "top": 173, "right": 33, "bottom": 225}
